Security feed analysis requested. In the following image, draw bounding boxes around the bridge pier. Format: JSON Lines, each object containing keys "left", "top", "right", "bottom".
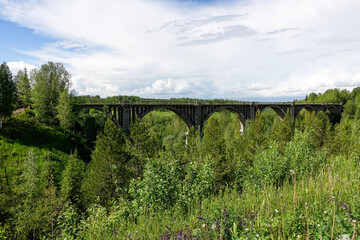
{"left": 250, "top": 102, "right": 256, "bottom": 120}
{"left": 121, "top": 101, "right": 131, "bottom": 135}
{"left": 194, "top": 102, "right": 202, "bottom": 132}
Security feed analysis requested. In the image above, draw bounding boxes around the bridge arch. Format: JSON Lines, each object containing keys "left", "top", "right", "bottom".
{"left": 326, "top": 105, "right": 340, "bottom": 115}
{"left": 202, "top": 106, "right": 246, "bottom": 132}
{"left": 138, "top": 106, "right": 193, "bottom": 130}
{"left": 260, "top": 106, "right": 286, "bottom": 119}
{"left": 293, "top": 105, "right": 317, "bottom": 120}
{"left": 301, "top": 105, "right": 317, "bottom": 113}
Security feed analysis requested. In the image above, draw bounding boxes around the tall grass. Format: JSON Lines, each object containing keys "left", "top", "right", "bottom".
{"left": 68, "top": 153, "right": 360, "bottom": 239}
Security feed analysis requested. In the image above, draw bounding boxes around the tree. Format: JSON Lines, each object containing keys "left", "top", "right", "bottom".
{"left": 243, "top": 110, "right": 266, "bottom": 163}
{"left": 15, "top": 68, "right": 32, "bottom": 107}
{"left": 0, "top": 63, "right": 17, "bottom": 128}
{"left": 82, "top": 118, "right": 129, "bottom": 206}
{"left": 31, "top": 62, "right": 71, "bottom": 122}
{"left": 126, "top": 119, "right": 161, "bottom": 178}
{"left": 202, "top": 116, "right": 230, "bottom": 187}
{"left": 271, "top": 109, "right": 294, "bottom": 148}
{"left": 56, "top": 90, "right": 74, "bottom": 133}
{"left": 60, "top": 151, "right": 85, "bottom": 206}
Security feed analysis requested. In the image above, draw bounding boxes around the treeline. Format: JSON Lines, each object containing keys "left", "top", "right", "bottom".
{"left": 1, "top": 61, "right": 360, "bottom": 238}
{"left": 74, "top": 95, "right": 255, "bottom": 105}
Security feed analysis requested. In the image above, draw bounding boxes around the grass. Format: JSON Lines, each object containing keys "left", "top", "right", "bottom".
{"left": 73, "top": 153, "right": 360, "bottom": 239}
{"left": 0, "top": 110, "right": 92, "bottom": 162}
{"left": 0, "top": 110, "right": 92, "bottom": 186}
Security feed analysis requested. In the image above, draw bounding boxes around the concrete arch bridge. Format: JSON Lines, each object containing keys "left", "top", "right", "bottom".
{"left": 78, "top": 102, "right": 342, "bottom": 134}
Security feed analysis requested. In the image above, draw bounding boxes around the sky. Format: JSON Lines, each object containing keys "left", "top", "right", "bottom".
{"left": 1, "top": 0, "right": 360, "bottom": 101}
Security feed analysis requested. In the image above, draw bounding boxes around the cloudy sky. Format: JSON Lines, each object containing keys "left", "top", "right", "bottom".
{"left": 1, "top": 0, "right": 360, "bottom": 101}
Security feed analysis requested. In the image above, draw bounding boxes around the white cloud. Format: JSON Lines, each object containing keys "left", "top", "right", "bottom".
{"left": 0, "top": 0, "right": 360, "bottom": 99}
{"left": 7, "top": 61, "right": 37, "bottom": 75}
{"left": 123, "top": 78, "right": 200, "bottom": 98}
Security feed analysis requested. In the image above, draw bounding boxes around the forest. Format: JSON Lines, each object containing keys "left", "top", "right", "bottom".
{"left": 1, "top": 61, "right": 360, "bottom": 239}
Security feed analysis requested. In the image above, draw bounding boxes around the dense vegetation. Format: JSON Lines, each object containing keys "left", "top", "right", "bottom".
{"left": 1, "top": 61, "right": 360, "bottom": 239}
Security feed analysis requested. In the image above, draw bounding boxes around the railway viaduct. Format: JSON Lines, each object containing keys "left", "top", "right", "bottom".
{"left": 78, "top": 102, "right": 343, "bottom": 134}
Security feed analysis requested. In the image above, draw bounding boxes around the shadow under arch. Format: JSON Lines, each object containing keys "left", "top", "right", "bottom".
{"left": 293, "top": 105, "right": 318, "bottom": 121}
{"left": 260, "top": 106, "right": 286, "bottom": 120}
{"left": 325, "top": 105, "right": 342, "bottom": 124}
{"left": 138, "top": 106, "right": 193, "bottom": 131}
{"left": 326, "top": 105, "right": 340, "bottom": 115}
{"left": 202, "top": 106, "right": 246, "bottom": 132}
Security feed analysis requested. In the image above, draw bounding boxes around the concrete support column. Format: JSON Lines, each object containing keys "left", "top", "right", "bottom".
{"left": 290, "top": 101, "right": 296, "bottom": 121}
{"left": 250, "top": 102, "right": 256, "bottom": 119}
{"left": 121, "top": 101, "right": 131, "bottom": 135}
{"left": 194, "top": 102, "right": 202, "bottom": 132}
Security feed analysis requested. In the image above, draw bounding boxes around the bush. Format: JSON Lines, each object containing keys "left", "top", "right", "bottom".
{"left": 129, "top": 156, "right": 181, "bottom": 214}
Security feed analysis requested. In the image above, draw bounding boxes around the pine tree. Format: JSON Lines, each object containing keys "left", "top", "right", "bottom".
{"left": 271, "top": 109, "right": 294, "bottom": 148}
{"left": 15, "top": 68, "right": 32, "bottom": 107}
{"left": 0, "top": 63, "right": 17, "bottom": 128}
{"left": 243, "top": 110, "right": 266, "bottom": 164}
{"left": 82, "top": 118, "right": 129, "bottom": 206}
{"left": 202, "top": 116, "right": 230, "bottom": 187}
{"left": 126, "top": 119, "right": 161, "bottom": 178}
{"left": 60, "top": 151, "right": 85, "bottom": 205}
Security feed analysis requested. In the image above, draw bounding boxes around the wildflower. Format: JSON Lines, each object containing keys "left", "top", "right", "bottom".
{"left": 324, "top": 211, "right": 327, "bottom": 214}
{"left": 202, "top": 224, "right": 206, "bottom": 228}
{"left": 197, "top": 216, "right": 206, "bottom": 222}
{"left": 256, "top": 234, "right": 259, "bottom": 238}
{"left": 176, "top": 230, "right": 183, "bottom": 240}
{"left": 275, "top": 209, "right": 279, "bottom": 213}
{"left": 353, "top": 220, "right": 357, "bottom": 224}
{"left": 245, "top": 228, "right": 249, "bottom": 232}
{"left": 317, "top": 224, "right": 320, "bottom": 227}
{"left": 290, "top": 169, "right": 295, "bottom": 175}
{"left": 211, "top": 224, "right": 217, "bottom": 230}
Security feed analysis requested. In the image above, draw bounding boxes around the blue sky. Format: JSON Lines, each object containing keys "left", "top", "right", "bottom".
{"left": 0, "top": 20, "right": 50, "bottom": 61}
{"left": 1, "top": 0, "right": 360, "bottom": 101}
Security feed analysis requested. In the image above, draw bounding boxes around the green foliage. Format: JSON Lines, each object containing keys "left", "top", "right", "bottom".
{"left": 57, "top": 204, "right": 81, "bottom": 240}
{"left": 56, "top": 90, "right": 74, "bottom": 133}
{"left": 31, "top": 62, "right": 71, "bottom": 122}
{"left": 296, "top": 111, "right": 332, "bottom": 148}
{"left": 305, "top": 88, "right": 349, "bottom": 104}
{"left": 243, "top": 110, "right": 266, "bottom": 162}
{"left": 60, "top": 151, "right": 85, "bottom": 205}
{"left": 14, "top": 68, "right": 32, "bottom": 108}
{"left": 271, "top": 109, "right": 294, "bottom": 147}
{"left": 126, "top": 119, "right": 161, "bottom": 178}
{"left": 75, "top": 108, "right": 107, "bottom": 142}
{"left": 129, "top": 156, "right": 181, "bottom": 213}
{"left": 343, "top": 99, "right": 357, "bottom": 118}
{"left": 253, "top": 141, "right": 285, "bottom": 186}
{"left": 6, "top": 82, "right": 360, "bottom": 238}
{"left": 179, "top": 157, "right": 216, "bottom": 209}
{"left": 202, "top": 116, "right": 231, "bottom": 186}
{"left": 0, "top": 62, "right": 17, "bottom": 127}
{"left": 82, "top": 118, "right": 129, "bottom": 206}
